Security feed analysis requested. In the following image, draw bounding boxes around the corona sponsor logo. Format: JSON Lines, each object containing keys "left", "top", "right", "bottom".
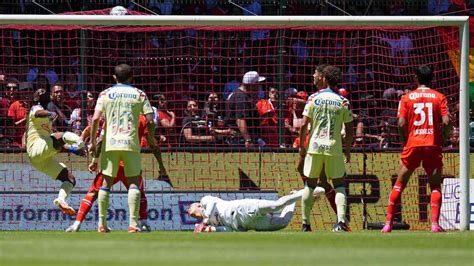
{"left": 108, "top": 92, "right": 137, "bottom": 100}
{"left": 314, "top": 98, "right": 342, "bottom": 107}
{"left": 408, "top": 92, "right": 436, "bottom": 100}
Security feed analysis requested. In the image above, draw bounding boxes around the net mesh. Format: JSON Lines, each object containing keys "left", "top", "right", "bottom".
{"left": 0, "top": 15, "right": 464, "bottom": 231}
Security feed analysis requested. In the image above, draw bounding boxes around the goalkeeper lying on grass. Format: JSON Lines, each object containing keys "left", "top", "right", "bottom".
{"left": 187, "top": 187, "right": 325, "bottom": 232}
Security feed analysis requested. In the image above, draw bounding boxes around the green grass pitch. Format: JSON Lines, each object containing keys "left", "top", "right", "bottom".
{"left": 1, "top": 231, "right": 473, "bottom": 266}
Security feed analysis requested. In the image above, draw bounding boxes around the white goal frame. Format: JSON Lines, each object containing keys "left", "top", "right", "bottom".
{"left": 0, "top": 15, "right": 470, "bottom": 231}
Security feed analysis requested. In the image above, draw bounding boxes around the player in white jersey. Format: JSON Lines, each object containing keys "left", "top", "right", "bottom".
{"left": 297, "top": 65, "right": 354, "bottom": 232}
{"left": 89, "top": 64, "right": 155, "bottom": 233}
{"left": 26, "top": 88, "right": 86, "bottom": 216}
{"left": 187, "top": 189, "right": 313, "bottom": 232}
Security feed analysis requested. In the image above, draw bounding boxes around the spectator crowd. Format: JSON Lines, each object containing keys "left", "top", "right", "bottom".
{"left": 0, "top": 0, "right": 471, "bottom": 149}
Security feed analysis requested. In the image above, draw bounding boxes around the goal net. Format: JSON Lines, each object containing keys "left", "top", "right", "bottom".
{"left": 0, "top": 12, "right": 470, "bottom": 231}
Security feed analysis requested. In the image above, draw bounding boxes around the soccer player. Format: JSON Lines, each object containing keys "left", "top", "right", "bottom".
{"left": 382, "top": 65, "right": 451, "bottom": 233}
{"left": 188, "top": 189, "right": 316, "bottom": 232}
{"left": 65, "top": 114, "right": 167, "bottom": 232}
{"left": 297, "top": 64, "right": 340, "bottom": 232}
{"left": 26, "top": 88, "right": 86, "bottom": 216}
{"left": 89, "top": 64, "right": 155, "bottom": 233}
{"left": 298, "top": 65, "right": 354, "bottom": 232}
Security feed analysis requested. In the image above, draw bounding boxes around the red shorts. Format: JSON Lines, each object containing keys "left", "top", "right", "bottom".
{"left": 400, "top": 146, "right": 443, "bottom": 175}
{"left": 88, "top": 165, "right": 145, "bottom": 194}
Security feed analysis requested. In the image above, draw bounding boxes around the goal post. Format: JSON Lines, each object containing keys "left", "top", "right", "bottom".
{"left": 0, "top": 15, "right": 470, "bottom": 231}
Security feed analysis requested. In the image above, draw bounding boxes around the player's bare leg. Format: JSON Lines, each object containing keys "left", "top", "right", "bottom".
{"left": 127, "top": 175, "right": 142, "bottom": 233}
{"left": 98, "top": 174, "right": 114, "bottom": 233}
{"left": 53, "top": 168, "right": 76, "bottom": 216}
{"left": 428, "top": 168, "right": 445, "bottom": 233}
{"left": 382, "top": 164, "right": 413, "bottom": 233}
{"left": 332, "top": 177, "right": 351, "bottom": 232}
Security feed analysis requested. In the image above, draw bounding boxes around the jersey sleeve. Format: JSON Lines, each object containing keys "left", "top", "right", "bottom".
{"left": 29, "top": 105, "right": 43, "bottom": 121}
{"left": 439, "top": 94, "right": 449, "bottom": 117}
{"left": 95, "top": 93, "right": 105, "bottom": 112}
{"left": 201, "top": 196, "right": 218, "bottom": 225}
{"left": 302, "top": 101, "right": 313, "bottom": 118}
{"left": 397, "top": 96, "right": 407, "bottom": 119}
{"left": 141, "top": 94, "right": 153, "bottom": 115}
{"left": 342, "top": 100, "right": 353, "bottom": 123}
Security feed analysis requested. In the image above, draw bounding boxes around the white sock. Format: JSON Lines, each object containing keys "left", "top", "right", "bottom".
{"left": 57, "top": 181, "right": 74, "bottom": 202}
{"left": 98, "top": 188, "right": 110, "bottom": 227}
{"left": 128, "top": 188, "right": 141, "bottom": 228}
{"left": 72, "top": 220, "right": 81, "bottom": 228}
{"left": 335, "top": 186, "right": 347, "bottom": 223}
{"left": 62, "top": 132, "right": 83, "bottom": 146}
{"left": 301, "top": 186, "right": 315, "bottom": 225}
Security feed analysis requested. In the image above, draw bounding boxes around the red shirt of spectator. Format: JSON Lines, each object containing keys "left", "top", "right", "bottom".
{"left": 398, "top": 87, "right": 449, "bottom": 149}
{"left": 256, "top": 99, "right": 277, "bottom": 126}
{"left": 8, "top": 100, "right": 29, "bottom": 146}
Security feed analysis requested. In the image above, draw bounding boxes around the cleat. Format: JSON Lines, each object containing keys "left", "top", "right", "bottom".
{"left": 138, "top": 221, "right": 152, "bottom": 232}
{"left": 53, "top": 198, "right": 76, "bottom": 216}
{"left": 128, "top": 226, "right": 141, "bottom": 233}
{"left": 332, "top": 221, "right": 352, "bottom": 232}
{"left": 381, "top": 221, "right": 393, "bottom": 233}
{"left": 302, "top": 223, "right": 312, "bottom": 232}
{"left": 431, "top": 224, "right": 446, "bottom": 233}
{"left": 65, "top": 224, "right": 80, "bottom": 233}
{"left": 313, "top": 186, "right": 325, "bottom": 201}
{"left": 97, "top": 225, "right": 111, "bottom": 233}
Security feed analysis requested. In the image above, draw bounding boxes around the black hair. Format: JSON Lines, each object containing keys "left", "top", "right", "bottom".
{"left": 415, "top": 65, "right": 433, "bottom": 86}
{"left": 114, "top": 64, "right": 133, "bottom": 83}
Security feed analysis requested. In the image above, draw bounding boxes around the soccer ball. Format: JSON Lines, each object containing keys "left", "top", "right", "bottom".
{"left": 109, "top": 6, "right": 128, "bottom": 16}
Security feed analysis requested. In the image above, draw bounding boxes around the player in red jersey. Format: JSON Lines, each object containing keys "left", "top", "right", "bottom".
{"left": 65, "top": 114, "right": 168, "bottom": 232}
{"left": 382, "top": 65, "right": 451, "bottom": 233}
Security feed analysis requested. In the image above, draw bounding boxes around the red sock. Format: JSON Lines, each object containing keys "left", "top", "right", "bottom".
{"left": 430, "top": 185, "right": 442, "bottom": 224}
{"left": 386, "top": 181, "right": 406, "bottom": 223}
{"left": 76, "top": 194, "right": 95, "bottom": 222}
{"left": 325, "top": 188, "right": 337, "bottom": 214}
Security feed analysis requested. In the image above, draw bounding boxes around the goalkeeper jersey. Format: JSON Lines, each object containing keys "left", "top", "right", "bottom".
{"left": 200, "top": 196, "right": 258, "bottom": 231}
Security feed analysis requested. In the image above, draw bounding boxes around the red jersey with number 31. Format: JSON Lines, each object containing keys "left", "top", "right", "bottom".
{"left": 398, "top": 87, "right": 449, "bottom": 149}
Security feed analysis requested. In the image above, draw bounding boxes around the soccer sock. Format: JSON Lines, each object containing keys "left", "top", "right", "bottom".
{"left": 128, "top": 187, "right": 141, "bottom": 228}
{"left": 335, "top": 186, "right": 347, "bottom": 223}
{"left": 139, "top": 193, "right": 148, "bottom": 221}
{"left": 57, "top": 181, "right": 74, "bottom": 202}
{"left": 430, "top": 184, "right": 442, "bottom": 225}
{"left": 62, "top": 131, "right": 83, "bottom": 146}
{"left": 76, "top": 193, "right": 95, "bottom": 222}
{"left": 385, "top": 180, "right": 406, "bottom": 223}
{"left": 301, "top": 186, "right": 315, "bottom": 225}
{"left": 325, "top": 188, "right": 337, "bottom": 214}
{"left": 98, "top": 188, "right": 110, "bottom": 227}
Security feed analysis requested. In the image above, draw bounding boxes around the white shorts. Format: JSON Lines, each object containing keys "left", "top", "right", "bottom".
{"left": 101, "top": 150, "right": 141, "bottom": 177}
{"left": 27, "top": 137, "right": 66, "bottom": 179}
{"left": 303, "top": 153, "right": 346, "bottom": 180}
